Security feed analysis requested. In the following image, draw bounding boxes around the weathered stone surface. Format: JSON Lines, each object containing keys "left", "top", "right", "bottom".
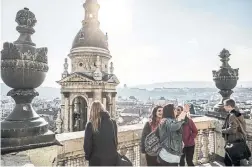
{"left": 1, "top": 7, "right": 57, "bottom": 154}
{"left": 1, "top": 152, "right": 34, "bottom": 166}
{"left": 211, "top": 49, "right": 239, "bottom": 116}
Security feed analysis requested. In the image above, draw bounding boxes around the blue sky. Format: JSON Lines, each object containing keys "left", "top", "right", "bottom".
{"left": 1, "top": 0, "right": 252, "bottom": 87}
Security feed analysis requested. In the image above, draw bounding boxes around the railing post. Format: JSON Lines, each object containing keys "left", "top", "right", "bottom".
{"left": 194, "top": 129, "right": 202, "bottom": 164}
{"left": 208, "top": 129, "right": 216, "bottom": 161}
{"left": 199, "top": 129, "right": 209, "bottom": 164}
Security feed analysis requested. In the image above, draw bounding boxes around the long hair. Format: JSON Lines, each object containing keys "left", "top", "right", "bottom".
{"left": 163, "top": 103, "right": 176, "bottom": 119}
{"left": 177, "top": 105, "right": 183, "bottom": 111}
{"left": 150, "top": 105, "right": 162, "bottom": 126}
{"left": 89, "top": 101, "right": 105, "bottom": 132}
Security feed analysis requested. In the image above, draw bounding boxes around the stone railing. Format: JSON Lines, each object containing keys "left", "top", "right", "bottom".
{"left": 1, "top": 116, "right": 218, "bottom": 166}
{"left": 54, "top": 124, "right": 143, "bottom": 166}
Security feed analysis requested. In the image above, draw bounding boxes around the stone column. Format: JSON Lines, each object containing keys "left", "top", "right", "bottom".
{"left": 55, "top": 109, "right": 62, "bottom": 134}
{"left": 86, "top": 92, "right": 93, "bottom": 121}
{"left": 194, "top": 130, "right": 202, "bottom": 164}
{"left": 60, "top": 94, "right": 65, "bottom": 132}
{"left": 71, "top": 98, "right": 79, "bottom": 132}
{"left": 93, "top": 89, "right": 101, "bottom": 101}
{"left": 69, "top": 104, "right": 73, "bottom": 132}
{"left": 63, "top": 92, "right": 70, "bottom": 132}
{"left": 198, "top": 129, "right": 209, "bottom": 164}
{"left": 102, "top": 92, "right": 107, "bottom": 109}
{"left": 201, "top": 130, "right": 210, "bottom": 163}
{"left": 111, "top": 92, "right": 117, "bottom": 118}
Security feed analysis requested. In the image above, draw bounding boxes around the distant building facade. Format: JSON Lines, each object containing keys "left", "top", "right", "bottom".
{"left": 57, "top": 0, "right": 119, "bottom": 133}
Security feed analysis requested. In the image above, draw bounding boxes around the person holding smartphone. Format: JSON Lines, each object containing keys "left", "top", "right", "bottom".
{"left": 157, "top": 104, "right": 189, "bottom": 166}
{"left": 177, "top": 106, "right": 198, "bottom": 166}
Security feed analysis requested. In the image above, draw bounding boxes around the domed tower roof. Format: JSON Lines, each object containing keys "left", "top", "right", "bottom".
{"left": 72, "top": 0, "right": 108, "bottom": 50}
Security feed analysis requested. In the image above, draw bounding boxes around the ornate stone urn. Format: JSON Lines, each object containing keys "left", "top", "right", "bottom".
{"left": 1, "top": 8, "right": 58, "bottom": 154}
{"left": 207, "top": 49, "right": 239, "bottom": 118}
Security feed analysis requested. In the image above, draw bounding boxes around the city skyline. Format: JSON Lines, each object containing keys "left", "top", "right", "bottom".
{"left": 1, "top": 0, "right": 252, "bottom": 88}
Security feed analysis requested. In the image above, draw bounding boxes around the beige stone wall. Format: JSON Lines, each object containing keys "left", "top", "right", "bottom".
{"left": 15, "top": 117, "right": 217, "bottom": 166}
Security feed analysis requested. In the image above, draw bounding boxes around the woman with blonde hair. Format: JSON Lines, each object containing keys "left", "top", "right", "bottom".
{"left": 84, "top": 101, "right": 118, "bottom": 166}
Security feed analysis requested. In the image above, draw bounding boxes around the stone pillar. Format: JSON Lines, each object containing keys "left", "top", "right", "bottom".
{"left": 209, "top": 129, "right": 215, "bottom": 153}
{"left": 71, "top": 98, "right": 79, "bottom": 132}
{"left": 198, "top": 129, "right": 209, "bottom": 164}
{"left": 60, "top": 96, "right": 65, "bottom": 133}
{"left": 93, "top": 89, "right": 101, "bottom": 101}
{"left": 102, "top": 92, "right": 107, "bottom": 109}
{"left": 86, "top": 92, "right": 93, "bottom": 121}
{"left": 55, "top": 109, "right": 62, "bottom": 134}
{"left": 111, "top": 92, "right": 117, "bottom": 118}
{"left": 63, "top": 92, "right": 70, "bottom": 132}
{"left": 194, "top": 130, "right": 202, "bottom": 164}
{"left": 69, "top": 104, "right": 73, "bottom": 132}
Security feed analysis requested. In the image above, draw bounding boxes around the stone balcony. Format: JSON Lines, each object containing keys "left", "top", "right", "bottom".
{"left": 2, "top": 116, "right": 252, "bottom": 166}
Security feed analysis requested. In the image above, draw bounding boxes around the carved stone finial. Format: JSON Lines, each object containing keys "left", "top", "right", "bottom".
{"left": 211, "top": 48, "right": 239, "bottom": 114}
{"left": 219, "top": 48, "right": 231, "bottom": 68}
{"left": 14, "top": 7, "right": 37, "bottom": 46}
{"left": 55, "top": 109, "right": 62, "bottom": 134}
{"left": 15, "top": 7, "right": 37, "bottom": 28}
{"left": 106, "top": 32, "right": 108, "bottom": 40}
{"left": 64, "top": 58, "right": 68, "bottom": 71}
{"left": 93, "top": 56, "right": 102, "bottom": 81}
{"left": 1, "top": 8, "right": 56, "bottom": 154}
{"left": 110, "top": 62, "right": 114, "bottom": 74}
{"left": 62, "top": 58, "right": 69, "bottom": 78}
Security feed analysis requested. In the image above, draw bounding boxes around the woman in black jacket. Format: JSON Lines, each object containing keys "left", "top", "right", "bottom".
{"left": 141, "top": 106, "right": 163, "bottom": 166}
{"left": 84, "top": 101, "right": 118, "bottom": 166}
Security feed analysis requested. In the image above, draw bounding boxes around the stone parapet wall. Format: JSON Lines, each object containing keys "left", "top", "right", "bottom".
{"left": 2, "top": 116, "right": 218, "bottom": 166}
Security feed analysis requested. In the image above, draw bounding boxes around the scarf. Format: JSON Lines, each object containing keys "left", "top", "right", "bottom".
{"left": 149, "top": 119, "right": 161, "bottom": 132}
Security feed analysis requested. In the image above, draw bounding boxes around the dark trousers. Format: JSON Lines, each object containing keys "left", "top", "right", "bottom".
{"left": 157, "top": 155, "right": 178, "bottom": 166}
{"left": 89, "top": 156, "right": 117, "bottom": 166}
{"left": 145, "top": 154, "right": 160, "bottom": 166}
{"left": 180, "top": 145, "right": 195, "bottom": 166}
{"left": 224, "top": 153, "right": 240, "bottom": 166}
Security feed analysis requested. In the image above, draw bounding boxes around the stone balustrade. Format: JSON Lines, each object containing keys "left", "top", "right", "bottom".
{"left": 2, "top": 116, "right": 222, "bottom": 166}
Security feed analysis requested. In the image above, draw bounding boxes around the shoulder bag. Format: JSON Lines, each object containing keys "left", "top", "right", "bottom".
{"left": 224, "top": 117, "right": 251, "bottom": 162}
{"left": 111, "top": 119, "right": 133, "bottom": 166}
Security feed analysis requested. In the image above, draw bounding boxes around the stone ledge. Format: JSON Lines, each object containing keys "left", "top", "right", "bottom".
{"left": 2, "top": 118, "right": 217, "bottom": 166}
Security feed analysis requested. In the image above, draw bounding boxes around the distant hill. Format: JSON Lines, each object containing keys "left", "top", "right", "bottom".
{"left": 1, "top": 81, "right": 251, "bottom": 100}
{"left": 132, "top": 81, "right": 252, "bottom": 90}
{"left": 1, "top": 83, "right": 60, "bottom": 99}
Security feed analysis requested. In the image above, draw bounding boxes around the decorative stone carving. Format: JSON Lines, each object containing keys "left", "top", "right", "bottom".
{"left": 1, "top": 7, "right": 57, "bottom": 154}
{"left": 58, "top": 1, "right": 120, "bottom": 133}
{"left": 15, "top": 7, "right": 37, "bottom": 27}
{"left": 110, "top": 62, "right": 114, "bottom": 74}
{"left": 56, "top": 109, "right": 63, "bottom": 134}
{"left": 199, "top": 130, "right": 209, "bottom": 164}
{"left": 93, "top": 56, "right": 102, "bottom": 81}
{"left": 62, "top": 58, "right": 69, "bottom": 78}
{"left": 207, "top": 49, "right": 239, "bottom": 118}
{"left": 195, "top": 130, "right": 203, "bottom": 164}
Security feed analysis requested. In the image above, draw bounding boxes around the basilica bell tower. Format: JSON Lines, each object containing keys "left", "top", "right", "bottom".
{"left": 56, "top": 0, "right": 119, "bottom": 133}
